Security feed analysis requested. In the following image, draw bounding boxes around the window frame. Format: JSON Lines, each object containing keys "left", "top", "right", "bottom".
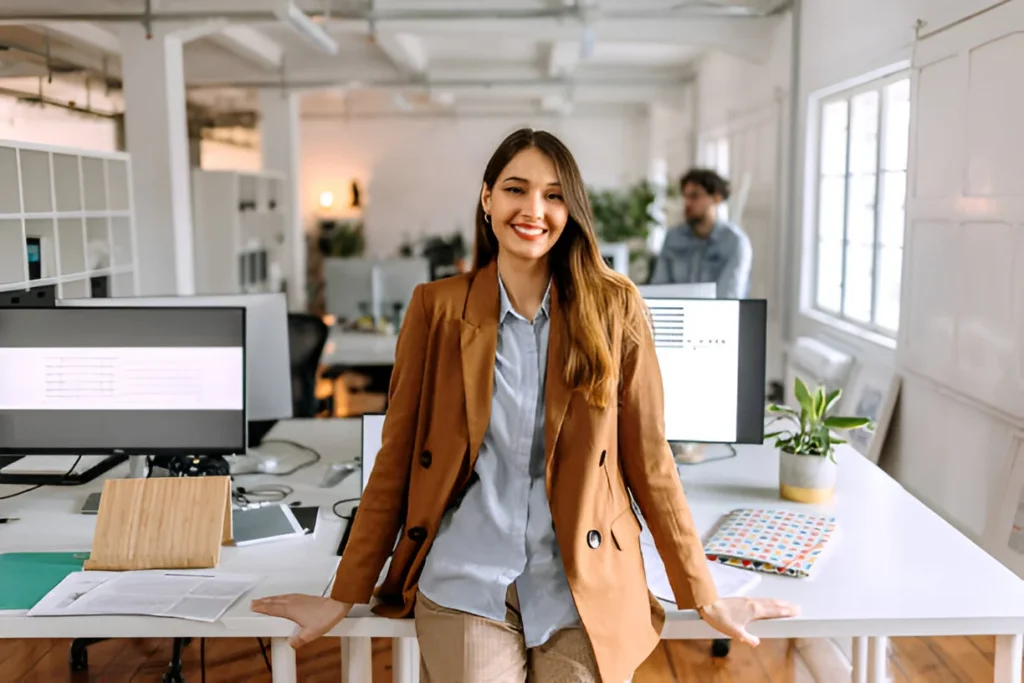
{"left": 805, "top": 65, "right": 911, "bottom": 339}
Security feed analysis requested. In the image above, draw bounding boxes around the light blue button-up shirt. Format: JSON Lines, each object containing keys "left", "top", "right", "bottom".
{"left": 649, "top": 220, "right": 753, "bottom": 298}
{"left": 417, "top": 275, "right": 580, "bottom": 647}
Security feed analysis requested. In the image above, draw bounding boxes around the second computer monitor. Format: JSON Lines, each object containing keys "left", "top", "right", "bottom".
{"left": 644, "top": 296, "right": 766, "bottom": 444}
{"left": 0, "top": 306, "right": 246, "bottom": 455}
{"left": 60, "top": 293, "right": 292, "bottom": 425}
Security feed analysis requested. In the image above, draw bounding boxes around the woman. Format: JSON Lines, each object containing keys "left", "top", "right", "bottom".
{"left": 252, "top": 129, "right": 797, "bottom": 682}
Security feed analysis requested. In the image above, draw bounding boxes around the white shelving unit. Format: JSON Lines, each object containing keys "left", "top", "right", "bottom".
{"left": 0, "top": 139, "right": 138, "bottom": 300}
{"left": 191, "top": 169, "right": 289, "bottom": 296}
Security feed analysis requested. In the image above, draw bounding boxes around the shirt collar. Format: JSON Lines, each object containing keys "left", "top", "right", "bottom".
{"left": 498, "top": 273, "right": 552, "bottom": 323}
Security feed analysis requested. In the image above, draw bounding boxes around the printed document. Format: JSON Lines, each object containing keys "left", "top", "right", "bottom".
{"left": 28, "top": 570, "right": 260, "bottom": 622}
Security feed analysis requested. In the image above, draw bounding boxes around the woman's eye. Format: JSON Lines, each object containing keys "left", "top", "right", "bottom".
{"left": 504, "top": 187, "right": 523, "bottom": 194}
{"left": 548, "top": 194, "right": 564, "bottom": 201}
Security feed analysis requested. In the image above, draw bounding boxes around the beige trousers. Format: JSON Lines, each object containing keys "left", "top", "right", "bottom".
{"left": 414, "top": 586, "right": 601, "bottom": 683}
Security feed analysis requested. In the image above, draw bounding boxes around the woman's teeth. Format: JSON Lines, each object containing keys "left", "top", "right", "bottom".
{"left": 513, "top": 224, "right": 545, "bottom": 237}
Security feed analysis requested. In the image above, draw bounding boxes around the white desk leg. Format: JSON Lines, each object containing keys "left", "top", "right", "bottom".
{"left": 270, "top": 638, "right": 298, "bottom": 683}
{"left": 393, "top": 637, "right": 421, "bottom": 683}
{"left": 341, "top": 636, "right": 373, "bottom": 683}
{"left": 867, "top": 636, "right": 888, "bottom": 683}
{"left": 851, "top": 637, "right": 869, "bottom": 683}
{"left": 993, "top": 634, "right": 1023, "bottom": 683}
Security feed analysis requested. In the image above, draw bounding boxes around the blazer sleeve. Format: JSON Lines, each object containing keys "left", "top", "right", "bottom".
{"left": 330, "top": 284, "right": 430, "bottom": 604}
{"left": 618, "top": 318, "right": 719, "bottom": 610}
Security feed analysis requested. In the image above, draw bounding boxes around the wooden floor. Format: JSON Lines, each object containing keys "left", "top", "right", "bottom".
{"left": 0, "top": 635, "right": 1004, "bottom": 682}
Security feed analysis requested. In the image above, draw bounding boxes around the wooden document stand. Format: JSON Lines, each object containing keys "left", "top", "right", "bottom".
{"left": 85, "top": 476, "right": 233, "bottom": 571}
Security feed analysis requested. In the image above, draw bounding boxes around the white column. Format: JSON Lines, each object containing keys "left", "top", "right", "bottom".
{"left": 119, "top": 24, "right": 195, "bottom": 296}
{"left": 259, "top": 89, "right": 306, "bottom": 311}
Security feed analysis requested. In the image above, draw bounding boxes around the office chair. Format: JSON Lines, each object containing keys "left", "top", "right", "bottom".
{"left": 70, "top": 637, "right": 192, "bottom": 682}
{"left": 288, "top": 312, "right": 330, "bottom": 417}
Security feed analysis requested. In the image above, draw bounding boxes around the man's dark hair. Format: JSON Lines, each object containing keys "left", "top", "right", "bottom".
{"left": 680, "top": 168, "right": 731, "bottom": 200}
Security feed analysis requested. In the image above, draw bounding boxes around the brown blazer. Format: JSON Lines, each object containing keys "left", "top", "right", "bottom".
{"left": 331, "top": 261, "right": 718, "bottom": 682}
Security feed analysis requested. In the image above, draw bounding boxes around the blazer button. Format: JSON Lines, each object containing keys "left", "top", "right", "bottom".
{"left": 408, "top": 526, "right": 428, "bottom": 542}
{"left": 420, "top": 450, "right": 432, "bottom": 468}
{"left": 587, "top": 530, "right": 601, "bottom": 549}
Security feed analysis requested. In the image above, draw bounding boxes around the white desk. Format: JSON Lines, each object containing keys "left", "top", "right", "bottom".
{"left": 0, "top": 418, "right": 361, "bottom": 683}
{"left": 321, "top": 328, "right": 396, "bottom": 367}
{"left": 326, "top": 443, "right": 1024, "bottom": 683}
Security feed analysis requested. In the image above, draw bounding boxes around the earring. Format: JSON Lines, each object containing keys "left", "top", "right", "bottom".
{"left": 484, "top": 214, "right": 491, "bottom": 224}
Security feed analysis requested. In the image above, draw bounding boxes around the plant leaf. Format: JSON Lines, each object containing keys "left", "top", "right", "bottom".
{"left": 814, "top": 386, "right": 827, "bottom": 419}
{"left": 824, "top": 388, "right": 841, "bottom": 414}
{"left": 794, "top": 377, "right": 812, "bottom": 415}
{"left": 824, "top": 416, "right": 873, "bottom": 430}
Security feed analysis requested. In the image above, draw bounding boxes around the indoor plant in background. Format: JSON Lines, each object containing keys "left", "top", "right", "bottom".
{"left": 765, "top": 377, "right": 873, "bottom": 503}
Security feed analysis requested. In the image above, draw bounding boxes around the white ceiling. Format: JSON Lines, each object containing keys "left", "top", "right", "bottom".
{"left": 0, "top": 0, "right": 789, "bottom": 117}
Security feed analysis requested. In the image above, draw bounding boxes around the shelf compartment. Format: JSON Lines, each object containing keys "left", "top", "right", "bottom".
{"left": 111, "top": 216, "right": 134, "bottom": 269}
{"left": 238, "top": 174, "right": 258, "bottom": 212}
{"left": 106, "top": 158, "right": 130, "bottom": 210}
{"left": 24, "top": 218, "right": 57, "bottom": 280}
{"left": 86, "top": 218, "right": 111, "bottom": 270}
{"left": 0, "top": 219, "right": 25, "bottom": 285}
{"left": 20, "top": 150, "right": 52, "bottom": 214}
{"left": 58, "top": 218, "right": 87, "bottom": 275}
{"left": 61, "top": 277, "right": 90, "bottom": 299}
{"left": 0, "top": 148, "right": 21, "bottom": 214}
{"left": 112, "top": 271, "right": 135, "bottom": 297}
{"left": 82, "top": 157, "right": 107, "bottom": 211}
{"left": 53, "top": 153, "right": 82, "bottom": 212}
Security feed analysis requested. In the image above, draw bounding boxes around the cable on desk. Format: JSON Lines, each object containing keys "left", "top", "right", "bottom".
{"left": 257, "top": 637, "right": 272, "bottom": 673}
{"left": 0, "top": 455, "right": 82, "bottom": 500}
{"left": 332, "top": 497, "right": 361, "bottom": 519}
{"left": 233, "top": 484, "right": 294, "bottom": 506}
{"left": 245, "top": 439, "right": 322, "bottom": 476}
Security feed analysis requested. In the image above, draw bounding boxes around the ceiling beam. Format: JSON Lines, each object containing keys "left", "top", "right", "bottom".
{"left": 32, "top": 21, "right": 120, "bottom": 54}
{"left": 374, "top": 32, "right": 428, "bottom": 77}
{"left": 210, "top": 25, "right": 283, "bottom": 70}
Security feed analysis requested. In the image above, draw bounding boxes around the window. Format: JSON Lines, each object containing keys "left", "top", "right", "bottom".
{"left": 813, "top": 74, "right": 910, "bottom": 334}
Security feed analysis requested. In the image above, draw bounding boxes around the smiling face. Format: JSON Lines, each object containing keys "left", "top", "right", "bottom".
{"left": 480, "top": 146, "right": 569, "bottom": 267}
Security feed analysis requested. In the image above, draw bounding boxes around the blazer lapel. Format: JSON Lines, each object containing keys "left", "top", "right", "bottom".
{"left": 461, "top": 262, "right": 500, "bottom": 462}
{"left": 544, "top": 283, "right": 572, "bottom": 499}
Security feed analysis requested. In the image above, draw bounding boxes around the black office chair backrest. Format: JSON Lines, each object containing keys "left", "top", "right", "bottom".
{"left": 287, "top": 312, "right": 329, "bottom": 418}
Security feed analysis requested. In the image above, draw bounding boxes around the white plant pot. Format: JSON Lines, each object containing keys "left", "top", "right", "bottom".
{"left": 778, "top": 450, "right": 837, "bottom": 503}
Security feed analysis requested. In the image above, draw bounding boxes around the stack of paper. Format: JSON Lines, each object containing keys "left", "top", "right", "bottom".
{"left": 704, "top": 508, "right": 839, "bottom": 578}
{"left": 28, "top": 570, "right": 261, "bottom": 622}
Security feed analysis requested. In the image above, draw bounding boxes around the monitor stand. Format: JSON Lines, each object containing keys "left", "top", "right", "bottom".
{"left": 669, "top": 442, "right": 737, "bottom": 466}
{"left": 0, "top": 454, "right": 129, "bottom": 486}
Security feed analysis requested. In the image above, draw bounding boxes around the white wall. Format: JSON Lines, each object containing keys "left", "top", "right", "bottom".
{"left": 0, "top": 96, "right": 118, "bottom": 152}
{"left": 200, "top": 139, "right": 261, "bottom": 172}
{"left": 300, "top": 113, "right": 652, "bottom": 259}
{"left": 693, "top": 15, "right": 792, "bottom": 381}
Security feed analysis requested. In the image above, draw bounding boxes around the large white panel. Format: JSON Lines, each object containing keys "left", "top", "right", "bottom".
{"left": 913, "top": 56, "right": 964, "bottom": 199}
{"left": 966, "top": 33, "right": 1024, "bottom": 197}
{"left": 956, "top": 222, "right": 1023, "bottom": 410}
{"left": 901, "top": 220, "right": 958, "bottom": 377}
{"left": 892, "top": 376, "right": 1014, "bottom": 538}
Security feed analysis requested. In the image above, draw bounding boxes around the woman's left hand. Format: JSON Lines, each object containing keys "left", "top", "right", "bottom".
{"left": 697, "top": 597, "right": 799, "bottom": 647}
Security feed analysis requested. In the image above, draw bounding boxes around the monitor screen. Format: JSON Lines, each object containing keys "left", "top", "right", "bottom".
{"left": 645, "top": 297, "right": 766, "bottom": 444}
{"left": 0, "top": 307, "right": 246, "bottom": 455}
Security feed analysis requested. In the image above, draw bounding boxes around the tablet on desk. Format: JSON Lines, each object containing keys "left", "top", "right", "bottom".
{"left": 231, "top": 504, "right": 305, "bottom": 547}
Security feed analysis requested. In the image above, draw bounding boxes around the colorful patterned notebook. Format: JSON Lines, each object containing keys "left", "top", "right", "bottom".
{"left": 703, "top": 508, "right": 838, "bottom": 578}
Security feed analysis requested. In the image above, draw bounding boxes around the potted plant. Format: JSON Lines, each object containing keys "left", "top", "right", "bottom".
{"left": 765, "top": 377, "right": 873, "bottom": 503}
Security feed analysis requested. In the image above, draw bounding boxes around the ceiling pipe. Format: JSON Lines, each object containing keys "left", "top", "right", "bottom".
{"left": 186, "top": 74, "right": 695, "bottom": 91}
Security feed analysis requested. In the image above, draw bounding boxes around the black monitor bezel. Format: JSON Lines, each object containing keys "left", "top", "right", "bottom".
{"left": 0, "top": 305, "right": 248, "bottom": 457}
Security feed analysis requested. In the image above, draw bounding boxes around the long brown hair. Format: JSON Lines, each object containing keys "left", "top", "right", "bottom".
{"left": 473, "top": 128, "right": 648, "bottom": 409}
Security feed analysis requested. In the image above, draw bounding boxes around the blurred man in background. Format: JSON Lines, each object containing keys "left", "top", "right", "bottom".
{"left": 649, "top": 168, "right": 752, "bottom": 299}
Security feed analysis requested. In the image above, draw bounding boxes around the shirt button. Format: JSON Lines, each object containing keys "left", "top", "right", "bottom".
{"left": 420, "top": 451, "right": 432, "bottom": 468}
{"left": 408, "top": 526, "right": 428, "bottom": 542}
{"left": 587, "top": 530, "right": 601, "bottom": 549}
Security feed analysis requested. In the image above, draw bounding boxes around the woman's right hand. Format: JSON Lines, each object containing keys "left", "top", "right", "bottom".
{"left": 251, "top": 594, "right": 353, "bottom": 648}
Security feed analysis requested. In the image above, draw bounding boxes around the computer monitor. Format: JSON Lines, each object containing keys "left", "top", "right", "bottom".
{"left": 0, "top": 306, "right": 246, "bottom": 459}
{"left": 361, "top": 412, "right": 384, "bottom": 494}
{"left": 375, "top": 257, "right": 430, "bottom": 323}
{"left": 638, "top": 282, "right": 717, "bottom": 299}
{"left": 324, "top": 257, "right": 376, "bottom": 323}
{"left": 644, "top": 297, "right": 766, "bottom": 444}
{"left": 60, "top": 293, "right": 292, "bottom": 446}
